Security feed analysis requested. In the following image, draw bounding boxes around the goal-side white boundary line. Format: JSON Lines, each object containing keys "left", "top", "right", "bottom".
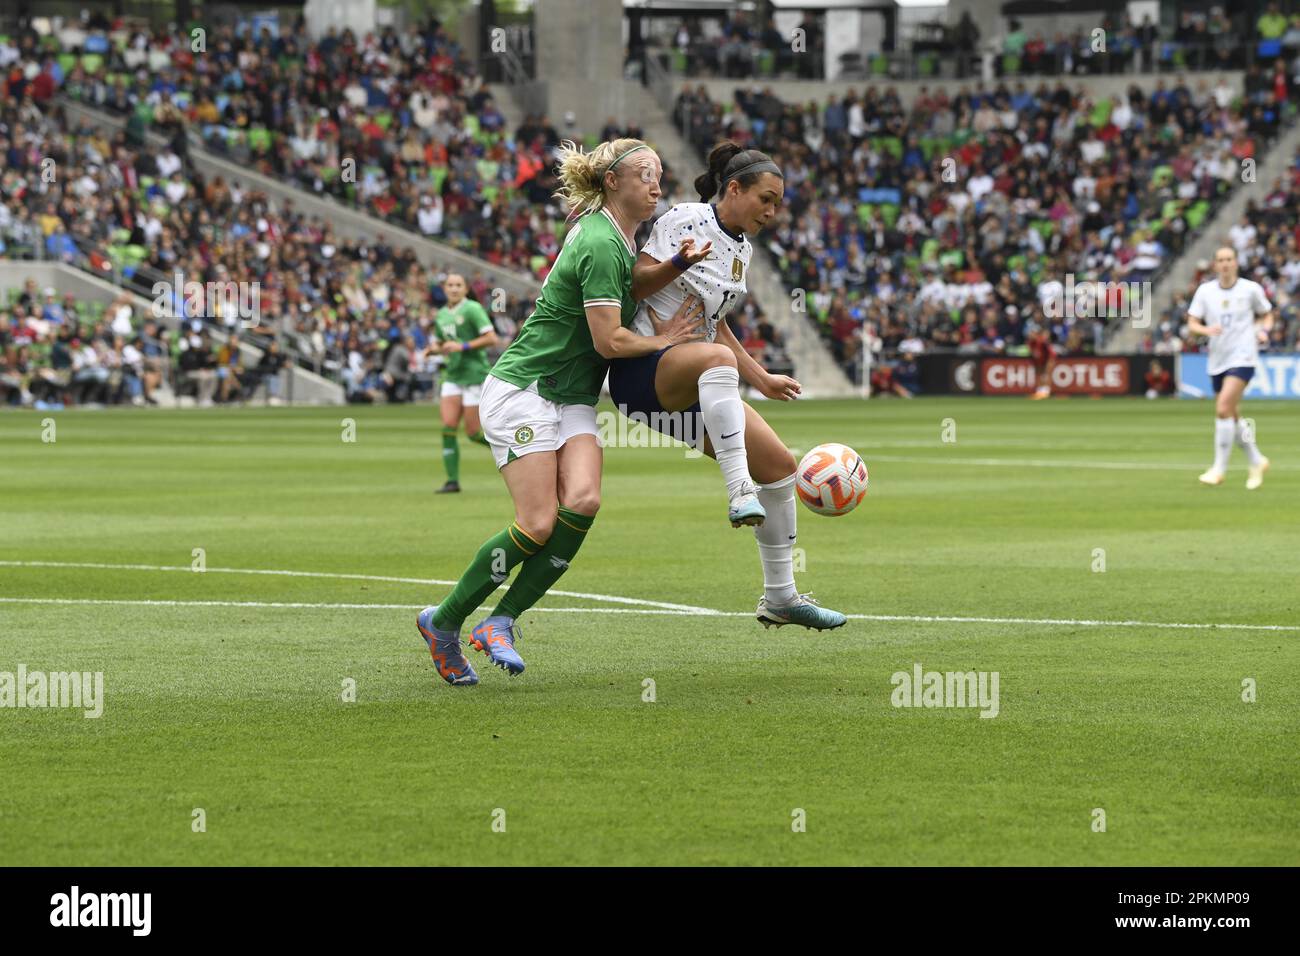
{"left": 2, "top": 559, "right": 1296, "bottom": 631}
{"left": 0, "top": 597, "right": 1295, "bottom": 632}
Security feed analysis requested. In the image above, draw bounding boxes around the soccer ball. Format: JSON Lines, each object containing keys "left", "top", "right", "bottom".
{"left": 795, "top": 443, "right": 869, "bottom": 516}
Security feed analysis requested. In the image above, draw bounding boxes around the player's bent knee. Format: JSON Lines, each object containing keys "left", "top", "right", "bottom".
{"left": 700, "top": 344, "right": 737, "bottom": 371}
{"left": 560, "top": 489, "right": 601, "bottom": 516}
{"left": 515, "top": 512, "right": 556, "bottom": 545}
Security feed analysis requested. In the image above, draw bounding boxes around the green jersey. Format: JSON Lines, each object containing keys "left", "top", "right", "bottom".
{"left": 435, "top": 298, "right": 495, "bottom": 386}
{"left": 490, "top": 207, "right": 637, "bottom": 405}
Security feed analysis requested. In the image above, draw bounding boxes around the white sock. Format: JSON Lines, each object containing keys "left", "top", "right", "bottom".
{"left": 697, "top": 365, "right": 752, "bottom": 498}
{"left": 1234, "top": 418, "right": 1263, "bottom": 466}
{"left": 754, "top": 473, "right": 798, "bottom": 606}
{"left": 1212, "top": 418, "right": 1234, "bottom": 473}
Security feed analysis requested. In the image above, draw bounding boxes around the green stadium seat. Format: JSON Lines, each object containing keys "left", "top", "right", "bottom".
{"left": 874, "top": 136, "right": 903, "bottom": 159}
{"left": 918, "top": 53, "right": 936, "bottom": 77}
{"left": 939, "top": 250, "right": 964, "bottom": 269}
{"left": 671, "top": 50, "right": 687, "bottom": 73}
{"left": 1186, "top": 200, "right": 1210, "bottom": 230}
{"left": 758, "top": 49, "right": 775, "bottom": 76}
{"left": 1001, "top": 54, "right": 1021, "bottom": 75}
{"left": 1090, "top": 99, "right": 1112, "bottom": 128}
{"left": 247, "top": 127, "right": 272, "bottom": 152}
{"left": 870, "top": 54, "right": 889, "bottom": 76}
{"left": 79, "top": 54, "right": 104, "bottom": 74}
{"left": 921, "top": 238, "right": 941, "bottom": 262}
{"left": 57, "top": 53, "right": 78, "bottom": 75}
{"left": 1151, "top": 165, "right": 1174, "bottom": 187}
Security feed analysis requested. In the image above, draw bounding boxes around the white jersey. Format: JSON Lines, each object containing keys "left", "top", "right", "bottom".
{"left": 1187, "top": 277, "right": 1272, "bottom": 375}
{"left": 632, "top": 202, "right": 752, "bottom": 343}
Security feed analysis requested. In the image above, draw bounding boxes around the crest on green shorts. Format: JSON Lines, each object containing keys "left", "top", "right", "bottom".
{"left": 514, "top": 426, "right": 535, "bottom": 445}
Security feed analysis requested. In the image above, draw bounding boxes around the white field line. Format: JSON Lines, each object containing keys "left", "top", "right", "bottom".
{"left": 0, "top": 597, "right": 1296, "bottom": 632}
{"left": 0, "top": 559, "right": 717, "bottom": 615}
{"left": 865, "top": 454, "right": 1203, "bottom": 472}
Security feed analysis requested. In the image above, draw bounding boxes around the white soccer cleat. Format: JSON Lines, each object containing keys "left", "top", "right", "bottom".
{"left": 1198, "top": 469, "right": 1225, "bottom": 486}
{"left": 1246, "top": 457, "right": 1270, "bottom": 490}
{"left": 728, "top": 482, "right": 766, "bottom": 528}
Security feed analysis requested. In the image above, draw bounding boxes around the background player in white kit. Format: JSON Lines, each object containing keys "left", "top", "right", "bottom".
{"left": 1186, "top": 246, "right": 1274, "bottom": 489}
{"left": 608, "top": 142, "right": 846, "bottom": 631}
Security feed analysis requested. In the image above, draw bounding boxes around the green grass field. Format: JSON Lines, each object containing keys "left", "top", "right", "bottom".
{"left": 1, "top": 398, "right": 1297, "bottom": 866}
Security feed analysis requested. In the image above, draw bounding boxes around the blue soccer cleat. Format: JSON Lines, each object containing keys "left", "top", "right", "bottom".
{"left": 469, "top": 615, "right": 526, "bottom": 675}
{"left": 756, "top": 593, "right": 847, "bottom": 631}
{"left": 729, "top": 482, "right": 766, "bottom": 528}
{"left": 417, "top": 605, "right": 479, "bottom": 686}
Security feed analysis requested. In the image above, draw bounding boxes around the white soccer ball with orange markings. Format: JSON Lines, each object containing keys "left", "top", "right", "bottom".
{"left": 795, "top": 443, "right": 869, "bottom": 516}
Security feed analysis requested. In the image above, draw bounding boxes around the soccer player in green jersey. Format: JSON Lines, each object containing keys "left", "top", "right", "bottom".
{"left": 427, "top": 273, "right": 500, "bottom": 494}
{"left": 416, "top": 137, "right": 710, "bottom": 684}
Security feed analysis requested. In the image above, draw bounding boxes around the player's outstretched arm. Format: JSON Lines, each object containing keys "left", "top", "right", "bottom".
{"left": 587, "top": 296, "right": 704, "bottom": 360}
{"left": 715, "top": 318, "right": 802, "bottom": 401}
{"left": 631, "top": 239, "right": 712, "bottom": 302}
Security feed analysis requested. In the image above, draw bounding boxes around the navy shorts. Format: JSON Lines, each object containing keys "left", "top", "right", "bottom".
{"left": 608, "top": 347, "right": 706, "bottom": 448}
{"left": 1211, "top": 366, "right": 1255, "bottom": 393}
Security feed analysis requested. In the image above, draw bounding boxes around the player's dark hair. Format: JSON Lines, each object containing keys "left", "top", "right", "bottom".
{"left": 694, "top": 142, "right": 780, "bottom": 202}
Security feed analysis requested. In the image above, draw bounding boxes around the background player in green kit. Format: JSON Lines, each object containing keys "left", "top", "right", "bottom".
{"left": 416, "top": 137, "right": 709, "bottom": 685}
{"left": 427, "top": 273, "right": 500, "bottom": 494}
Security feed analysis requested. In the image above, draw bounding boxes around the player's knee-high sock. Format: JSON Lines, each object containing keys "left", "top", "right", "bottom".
{"left": 697, "top": 365, "right": 752, "bottom": 498}
{"left": 753, "top": 473, "right": 799, "bottom": 606}
{"left": 467, "top": 430, "right": 490, "bottom": 447}
{"left": 492, "top": 507, "right": 594, "bottom": 619}
{"left": 1233, "top": 417, "right": 1263, "bottom": 466}
{"left": 442, "top": 428, "right": 460, "bottom": 482}
{"left": 1212, "top": 417, "right": 1234, "bottom": 473}
{"left": 433, "top": 523, "right": 542, "bottom": 631}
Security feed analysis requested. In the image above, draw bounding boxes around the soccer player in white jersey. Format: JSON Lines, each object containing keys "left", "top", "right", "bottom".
{"left": 1186, "top": 246, "right": 1274, "bottom": 489}
{"left": 608, "top": 142, "right": 847, "bottom": 631}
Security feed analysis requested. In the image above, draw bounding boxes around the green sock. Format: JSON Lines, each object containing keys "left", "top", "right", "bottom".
{"left": 493, "top": 507, "right": 595, "bottom": 619}
{"left": 442, "top": 428, "right": 460, "bottom": 482}
{"left": 433, "top": 522, "right": 543, "bottom": 631}
{"left": 467, "top": 430, "right": 490, "bottom": 447}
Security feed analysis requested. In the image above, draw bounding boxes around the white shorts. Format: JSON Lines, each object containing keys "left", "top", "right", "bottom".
{"left": 479, "top": 374, "right": 599, "bottom": 470}
{"left": 440, "top": 380, "right": 483, "bottom": 406}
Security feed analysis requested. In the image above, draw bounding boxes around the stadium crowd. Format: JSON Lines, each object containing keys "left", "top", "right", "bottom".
{"left": 10, "top": 18, "right": 683, "bottom": 280}
{"left": 1150, "top": 142, "right": 1300, "bottom": 358}
{"left": 674, "top": 65, "right": 1291, "bottom": 381}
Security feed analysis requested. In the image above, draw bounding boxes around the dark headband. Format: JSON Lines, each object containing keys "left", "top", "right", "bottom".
{"left": 721, "top": 153, "right": 783, "bottom": 188}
